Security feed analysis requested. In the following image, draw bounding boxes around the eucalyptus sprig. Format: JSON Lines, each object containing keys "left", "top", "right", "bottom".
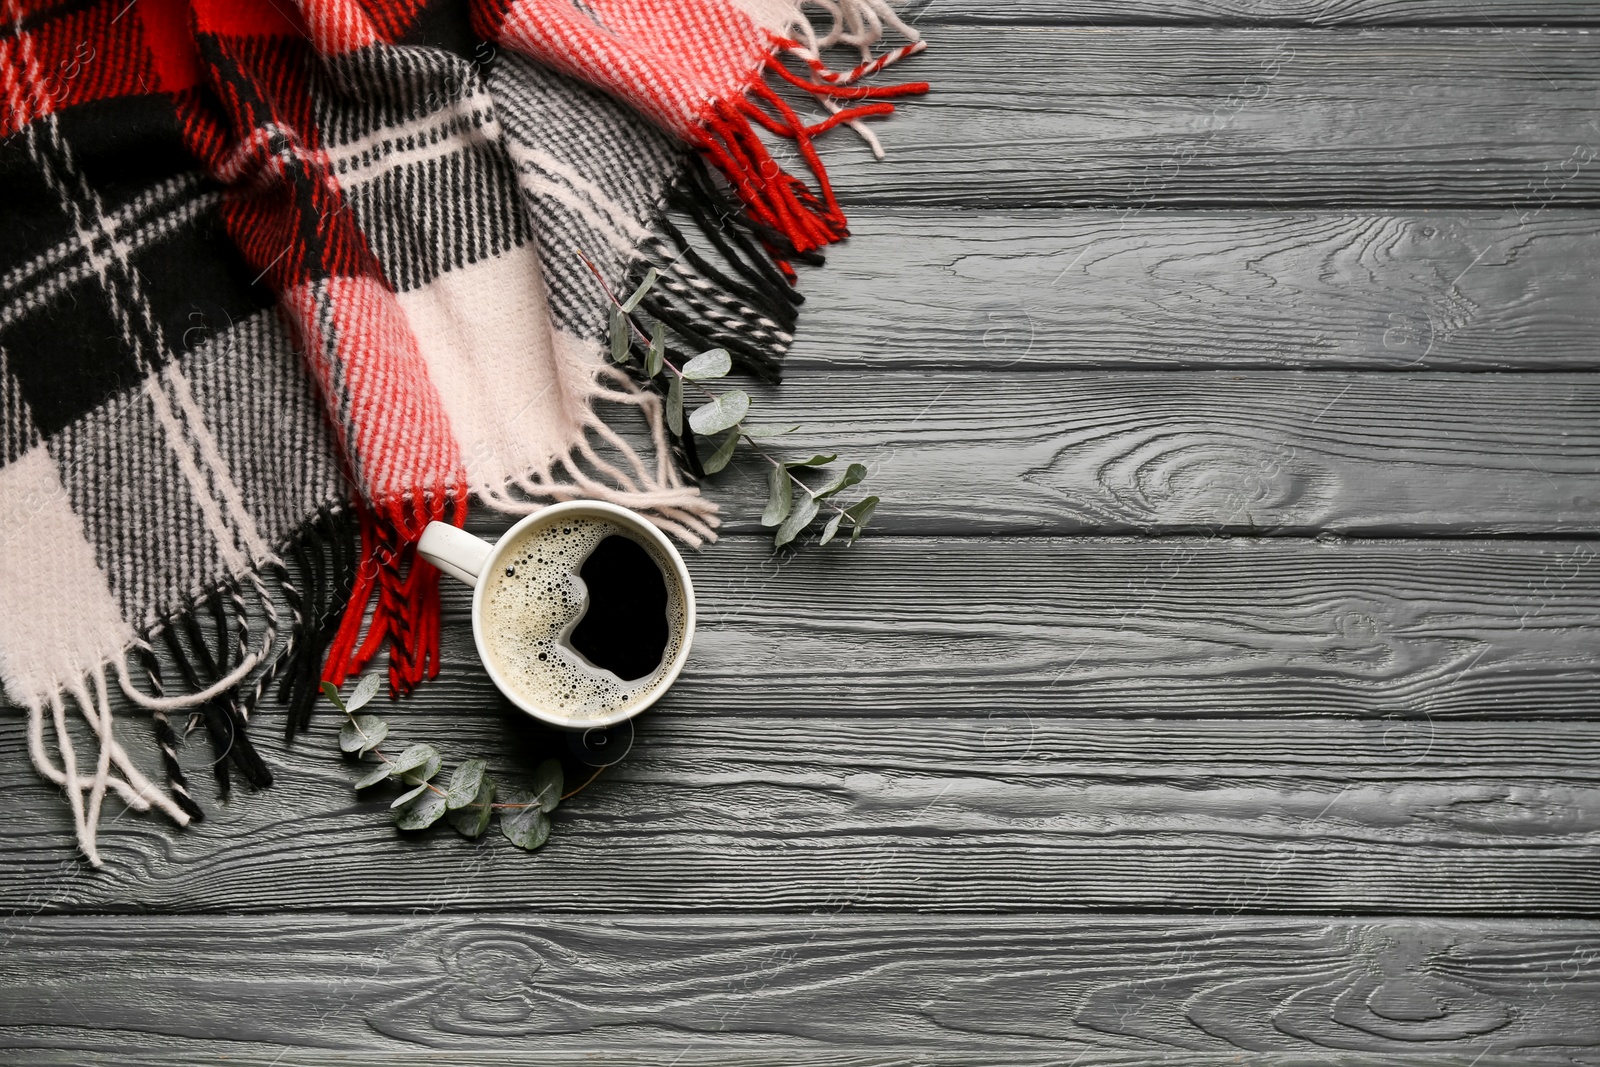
{"left": 586, "top": 256, "right": 880, "bottom": 547}
{"left": 320, "top": 675, "right": 571, "bottom": 850}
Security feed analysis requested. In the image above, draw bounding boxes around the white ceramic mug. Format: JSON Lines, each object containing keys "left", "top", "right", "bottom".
{"left": 417, "top": 501, "right": 695, "bottom": 730}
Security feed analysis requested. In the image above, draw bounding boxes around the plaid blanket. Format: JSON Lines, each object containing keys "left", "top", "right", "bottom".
{"left": 0, "top": 0, "right": 925, "bottom": 863}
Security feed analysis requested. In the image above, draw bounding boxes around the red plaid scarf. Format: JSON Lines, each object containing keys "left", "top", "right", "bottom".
{"left": 3, "top": 0, "right": 925, "bottom": 860}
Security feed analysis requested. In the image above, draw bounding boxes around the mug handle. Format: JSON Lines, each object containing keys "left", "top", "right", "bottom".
{"left": 418, "top": 521, "right": 493, "bottom": 588}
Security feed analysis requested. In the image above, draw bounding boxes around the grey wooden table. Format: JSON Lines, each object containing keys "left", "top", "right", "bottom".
{"left": 4, "top": 2, "right": 1600, "bottom": 1063}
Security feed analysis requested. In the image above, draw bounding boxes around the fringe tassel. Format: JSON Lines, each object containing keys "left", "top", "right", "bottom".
{"left": 281, "top": 505, "right": 357, "bottom": 738}
{"left": 321, "top": 489, "right": 467, "bottom": 698}
{"left": 688, "top": 20, "right": 927, "bottom": 270}
{"left": 133, "top": 642, "right": 204, "bottom": 823}
{"left": 26, "top": 663, "right": 192, "bottom": 867}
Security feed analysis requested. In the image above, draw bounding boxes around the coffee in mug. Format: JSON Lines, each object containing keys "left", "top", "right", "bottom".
{"left": 418, "top": 501, "right": 695, "bottom": 729}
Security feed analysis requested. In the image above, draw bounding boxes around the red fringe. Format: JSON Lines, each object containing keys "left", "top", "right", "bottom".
{"left": 321, "top": 487, "right": 467, "bottom": 698}
{"left": 689, "top": 34, "right": 929, "bottom": 271}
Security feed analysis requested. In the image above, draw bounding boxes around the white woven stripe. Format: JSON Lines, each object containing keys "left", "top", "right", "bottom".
{"left": 326, "top": 91, "right": 501, "bottom": 188}
{"left": 140, "top": 374, "right": 250, "bottom": 574}
{"left": 161, "top": 365, "right": 271, "bottom": 562}
{"left": 507, "top": 143, "right": 642, "bottom": 260}
{"left": 511, "top": 143, "right": 653, "bottom": 244}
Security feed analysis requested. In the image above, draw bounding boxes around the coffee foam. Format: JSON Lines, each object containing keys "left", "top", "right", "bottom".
{"left": 480, "top": 515, "right": 686, "bottom": 721}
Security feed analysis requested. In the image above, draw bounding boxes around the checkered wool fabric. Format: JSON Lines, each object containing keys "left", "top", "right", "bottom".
{"left": 0, "top": 0, "right": 926, "bottom": 863}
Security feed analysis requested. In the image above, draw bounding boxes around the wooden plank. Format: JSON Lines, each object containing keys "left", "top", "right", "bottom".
{"left": 909, "top": 0, "right": 1600, "bottom": 26}
{"left": 3, "top": 698, "right": 1599, "bottom": 912}
{"left": 690, "top": 370, "right": 1600, "bottom": 535}
{"left": 1, "top": 914, "right": 1597, "bottom": 1064}
{"left": 793, "top": 210, "right": 1600, "bottom": 371}
{"left": 592, "top": 536, "right": 1600, "bottom": 718}
{"left": 4, "top": 536, "right": 1600, "bottom": 909}
{"left": 816, "top": 28, "right": 1600, "bottom": 208}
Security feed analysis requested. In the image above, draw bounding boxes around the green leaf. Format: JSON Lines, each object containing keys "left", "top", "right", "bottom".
{"left": 700, "top": 427, "right": 740, "bottom": 475}
{"left": 338, "top": 715, "right": 387, "bottom": 754}
{"left": 352, "top": 762, "right": 392, "bottom": 790}
{"left": 816, "top": 462, "right": 867, "bottom": 500}
{"left": 645, "top": 322, "right": 665, "bottom": 377}
{"left": 666, "top": 372, "right": 683, "bottom": 437}
{"left": 608, "top": 305, "right": 629, "bottom": 363}
{"left": 688, "top": 389, "right": 749, "bottom": 436}
{"left": 345, "top": 672, "right": 381, "bottom": 713}
{"left": 788, "top": 454, "right": 836, "bottom": 468}
{"left": 319, "top": 681, "right": 345, "bottom": 713}
{"left": 682, "top": 348, "right": 731, "bottom": 380}
{"left": 620, "top": 268, "right": 657, "bottom": 313}
{"left": 761, "top": 463, "right": 792, "bottom": 527}
{"left": 532, "top": 759, "right": 564, "bottom": 814}
{"left": 775, "top": 492, "right": 819, "bottom": 548}
{"left": 847, "top": 495, "right": 880, "bottom": 544}
{"left": 400, "top": 750, "right": 442, "bottom": 786}
{"left": 449, "top": 772, "right": 496, "bottom": 839}
{"left": 390, "top": 782, "right": 428, "bottom": 809}
{"left": 843, "top": 495, "right": 880, "bottom": 523}
{"left": 500, "top": 797, "right": 552, "bottom": 851}
{"left": 445, "top": 758, "right": 488, "bottom": 811}
{"left": 745, "top": 424, "right": 799, "bottom": 438}
{"left": 390, "top": 743, "right": 438, "bottom": 777}
{"left": 393, "top": 787, "right": 448, "bottom": 830}
{"left": 819, "top": 512, "right": 844, "bottom": 546}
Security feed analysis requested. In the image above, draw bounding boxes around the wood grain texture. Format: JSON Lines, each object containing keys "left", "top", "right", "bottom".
{"left": 2, "top": 914, "right": 1597, "bottom": 1064}
{"left": 696, "top": 371, "right": 1600, "bottom": 535}
{"left": 816, "top": 28, "right": 1600, "bottom": 208}
{"left": 4, "top": 536, "right": 1599, "bottom": 909}
{"left": 792, "top": 210, "right": 1600, "bottom": 370}
{"left": 3, "top": 664, "right": 1599, "bottom": 910}
{"left": 910, "top": 0, "right": 1600, "bottom": 26}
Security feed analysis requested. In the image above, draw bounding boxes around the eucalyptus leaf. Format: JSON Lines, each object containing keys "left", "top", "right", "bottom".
{"left": 448, "top": 773, "right": 496, "bottom": 838}
{"left": 816, "top": 462, "right": 867, "bottom": 500}
{"left": 700, "top": 427, "right": 739, "bottom": 475}
{"left": 788, "top": 454, "right": 835, "bottom": 468}
{"left": 645, "top": 322, "right": 665, "bottom": 377}
{"left": 847, "top": 495, "right": 880, "bottom": 544}
{"left": 843, "top": 495, "right": 880, "bottom": 523}
{"left": 352, "top": 762, "right": 392, "bottom": 790}
{"left": 682, "top": 348, "right": 731, "bottom": 380}
{"left": 688, "top": 389, "right": 749, "bottom": 436}
{"left": 819, "top": 512, "right": 844, "bottom": 546}
{"left": 745, "top": 424, "right": 799, "bottom": 438}
{"left": 666, "top": 372, "right": 683, "bottom": 436}
{"left": 390, "top": 782, "right": 428, "bottom": 808}
{"left": 445, "top": 758, "right": 488, "bottom": 811}
{"left": 338, "top": 715, "right": 387, "bottom": 755}
{"left": 500, "top": 801, "right": 552, "bottom": 851}
{"left": 620, "top": 267, "right": 657, "bottom": 313}
{"left": 400, "top": 751, "right": 442, "bottom": 785}
{"left": 320, "top": 681, "right": 345, "bottom": 713}
{"left": 608, "top": 305, "right": 629, "bottom": 363}
{"left": 388, "top": 742, "right": 438, "bottom": 777}
{"left": 532, "top": 758, "right": 564, "bottom": 814}
{"left": 345, "top": 672, "right": 381, "bottom": 713}
{"left": 393, "top": 787, "right": 448, "bottom": 830}
{"left": 761, "top": 463, "right": 792, "bottom": 527}
{"left": 775, "top": 492, "right": 820, "bottom": 548}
